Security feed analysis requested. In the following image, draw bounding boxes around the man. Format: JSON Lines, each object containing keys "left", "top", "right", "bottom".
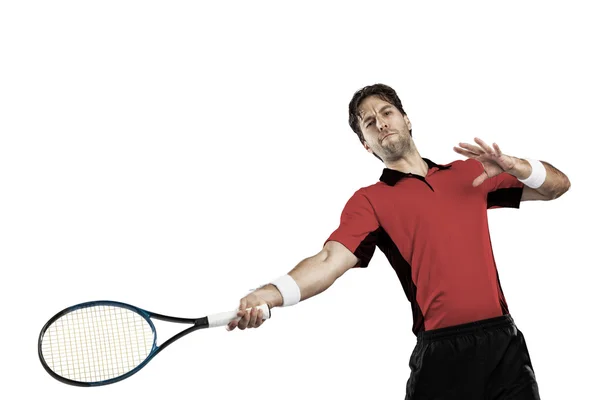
{"left": 226, "top": 83, "right": 570, "bottom": 399}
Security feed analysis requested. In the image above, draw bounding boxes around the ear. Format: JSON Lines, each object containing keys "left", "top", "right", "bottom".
{"left": 403, "top": 114, "right": 412, "bottom": 131}
{"left": 362, "top": 141, "right": 373, "bottom": 154}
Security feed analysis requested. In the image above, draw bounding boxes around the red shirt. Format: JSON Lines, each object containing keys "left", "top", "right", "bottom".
{"left": 326, "top": 158, "right": 524, "bottom": 335}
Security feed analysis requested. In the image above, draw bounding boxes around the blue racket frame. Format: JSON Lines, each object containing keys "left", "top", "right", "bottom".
{"left": 38, "top": 300, "right": 209, "bottom": 387}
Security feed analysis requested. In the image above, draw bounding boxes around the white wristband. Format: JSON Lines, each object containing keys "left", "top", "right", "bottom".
{"left": 518, "top": 158, "right": 546, "bottom": 189}
{"left": 270, "top": 274, "right": 301, "bottom": 307}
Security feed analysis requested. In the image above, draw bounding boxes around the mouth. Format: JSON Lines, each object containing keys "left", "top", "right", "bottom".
{"left": 381, "top": 133, "right": 395, "bottom": 142}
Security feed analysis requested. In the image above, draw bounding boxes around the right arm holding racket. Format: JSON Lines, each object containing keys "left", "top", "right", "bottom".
{"left": 228, "top": 240, "right": 358, "bottom": 331}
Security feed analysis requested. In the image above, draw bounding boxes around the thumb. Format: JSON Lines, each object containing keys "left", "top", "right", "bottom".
{"left": 473, "top": 171, "right": 488, "bottom": 187}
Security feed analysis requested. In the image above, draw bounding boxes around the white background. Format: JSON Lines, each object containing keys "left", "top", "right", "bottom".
{"left": 1, "top": 1, "right": 597, "bottom": 399}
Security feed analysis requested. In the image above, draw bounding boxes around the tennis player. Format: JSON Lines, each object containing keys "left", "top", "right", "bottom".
{"left": 227, "top": 83, "right": 570, "bottom": 399}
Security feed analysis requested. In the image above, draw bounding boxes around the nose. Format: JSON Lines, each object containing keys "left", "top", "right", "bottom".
{"left": 376, "top": 116, "right": 388, "bottom": 131}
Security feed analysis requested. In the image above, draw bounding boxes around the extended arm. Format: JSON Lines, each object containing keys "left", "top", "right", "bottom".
{"left": 227, "top": 240, "right": 358, "bottom": 331}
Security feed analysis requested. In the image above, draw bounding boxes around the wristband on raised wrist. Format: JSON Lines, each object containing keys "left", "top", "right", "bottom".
{"left": 518, "top": 158, "right": 546, "bottom": 189}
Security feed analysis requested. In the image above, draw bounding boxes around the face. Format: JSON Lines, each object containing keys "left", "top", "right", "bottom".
{"left": 357, "top": 96, "right": 413, "bottom": 162}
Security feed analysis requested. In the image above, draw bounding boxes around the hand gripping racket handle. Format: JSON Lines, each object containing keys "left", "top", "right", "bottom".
{"left": 207, "top": 303, "right": 271, "bottom": 328}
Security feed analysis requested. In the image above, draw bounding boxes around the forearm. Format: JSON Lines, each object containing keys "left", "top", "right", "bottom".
{"left": 253, "top": 251, "right": 347, "bottom": 308}
{"left": 509, "top": 157, "right": 571, "bottom": 199}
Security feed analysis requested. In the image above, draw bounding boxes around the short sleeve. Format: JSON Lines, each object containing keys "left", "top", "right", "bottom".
{"left": 484, "top": 171, "right": 525, "bottom": 209}
{"left": 325, "top": 190, "right": 381, "bottom": 268}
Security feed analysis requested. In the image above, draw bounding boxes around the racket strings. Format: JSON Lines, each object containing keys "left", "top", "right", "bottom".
{"left": 41, "top": 305, "right": 154, "bottom": 383}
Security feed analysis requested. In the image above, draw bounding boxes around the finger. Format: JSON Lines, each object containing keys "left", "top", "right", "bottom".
{"left": 493, "top": 142, "right": 502, "bottom": 157}
{"left": 227, "top": 321, "right": 236, "bottom": 331}
{"left": 238, "top": 304, "right": 251, "bottom": 330}
{"left": 237, "top": 298, "right": 248, "bottom": 319}
{"left": 237, "top": 311, "right": 249, "bottom": 330}
{"left": 239, "top": 298, "right": 247, "bottom": 312}
{"left": 474, "top": 137, "right": 494, "bottom": 154}
{"left": 453, "top": 146, "right": 478, "bottom": 158}
{"left": 457, "top": 142, "right": 484, "bottom": 155}
{"left": 227, "top": 317, "right": 238, "bottom": 331}
{"left": 255, "top": 309, "right": 264, "bottom": 328}
{"left": 248, "top": 307, "right": 258, "bottom": 328}
{"left": 472, "top": 171, "right": 488, "bottom": 187}
{"left": 228, "top": 299, "right": 246, "bottom": 331}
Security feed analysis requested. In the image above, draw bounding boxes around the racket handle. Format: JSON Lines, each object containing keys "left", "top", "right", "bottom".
{"left": 207, "top": 303, "right": 271, "bottom": 328}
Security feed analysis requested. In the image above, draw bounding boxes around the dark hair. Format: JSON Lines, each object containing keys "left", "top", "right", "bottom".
{"left": 348, "top": 83, "right": 411, "bottom": 144}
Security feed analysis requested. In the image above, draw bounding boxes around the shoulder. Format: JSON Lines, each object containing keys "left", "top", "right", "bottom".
{"left": 445, "top": 158, "right": 479, "bottom": 169}
{"left": 338, "top": 182, "right": 386, "bottom": 210}
{"left": 444, "top": 158, "right": 483, "bottom": 175}
{"left": 357, "top": 180, "right": 392, "bottom": 197}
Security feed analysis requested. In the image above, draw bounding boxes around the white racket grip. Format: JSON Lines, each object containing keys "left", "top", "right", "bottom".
{"left": 207, "top": 303, "right": 271, "bottom": 328}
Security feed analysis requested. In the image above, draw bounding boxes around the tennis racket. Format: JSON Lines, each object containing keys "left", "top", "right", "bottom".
{"left": 38, "top": 300, "right": 270, "bottom": 387}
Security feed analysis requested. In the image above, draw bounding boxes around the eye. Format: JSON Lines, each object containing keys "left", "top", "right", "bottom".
{"left": 366, "top": 121, "right": 373, "bottom": 128}
{"left": 384, "top": 111, "right": 392, "bottom": 116}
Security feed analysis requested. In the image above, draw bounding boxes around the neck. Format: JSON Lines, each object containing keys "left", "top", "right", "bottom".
{"left": 384, "top": 150, "right": 428, "bottom": 176}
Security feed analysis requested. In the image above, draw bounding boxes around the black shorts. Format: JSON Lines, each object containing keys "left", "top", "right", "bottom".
{"left": 405, "top": 314, "right": 540, "bottom": 400}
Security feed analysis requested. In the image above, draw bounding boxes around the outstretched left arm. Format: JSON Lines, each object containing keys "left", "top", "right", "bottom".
{"left": 454, "top": 137, "right": 571, "bottom": 202}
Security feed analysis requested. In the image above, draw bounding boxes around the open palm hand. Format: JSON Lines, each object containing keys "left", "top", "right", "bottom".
{"left": 453, "top": 137, "right": 517, "bottom": 187}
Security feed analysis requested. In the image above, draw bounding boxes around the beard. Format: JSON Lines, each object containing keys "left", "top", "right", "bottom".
{"left": 374, "top": 133, "right": 413, "bottom": 162}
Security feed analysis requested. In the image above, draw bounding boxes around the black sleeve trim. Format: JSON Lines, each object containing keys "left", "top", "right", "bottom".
{"left": 354, "top": 228, "right": 380, "bottom": 267}
{"left": 487, "top": 187, "right": 523, "bottom": 209}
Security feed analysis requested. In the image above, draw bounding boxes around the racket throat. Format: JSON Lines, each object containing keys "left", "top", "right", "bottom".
{"left": 194, "top": 317, "right": 209, "bottom": 329}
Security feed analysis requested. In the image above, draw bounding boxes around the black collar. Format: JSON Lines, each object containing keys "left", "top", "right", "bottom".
{"left": 379, "top": 158, "right": 451, "bottom": 186}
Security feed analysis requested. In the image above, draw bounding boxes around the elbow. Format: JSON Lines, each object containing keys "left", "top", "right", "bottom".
{"left": 308, "top": 248, "right": 338, "bottom": 288}
{"left": 319, "top": 243, "right": 355, "bottom": 283}
{"left": 551, "top": 176, "right": 571, "bottom": 200}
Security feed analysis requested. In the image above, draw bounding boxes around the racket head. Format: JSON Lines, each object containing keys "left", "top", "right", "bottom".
{"left": 38, "top": 300, "right": 158, "bottom": 387}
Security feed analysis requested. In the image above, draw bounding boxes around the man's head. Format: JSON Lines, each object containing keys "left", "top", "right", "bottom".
{"left": 348, "top": 84, "right": 413, "bottom": 163}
